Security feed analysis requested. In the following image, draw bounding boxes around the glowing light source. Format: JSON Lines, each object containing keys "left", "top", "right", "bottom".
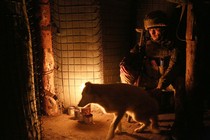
{"left": 80, "top": 83, "right": 85, "bottom": 92}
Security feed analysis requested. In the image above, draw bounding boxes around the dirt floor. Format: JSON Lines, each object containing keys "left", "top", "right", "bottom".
{"left": 41, "top": 106, "right": 210, "bottom": 140}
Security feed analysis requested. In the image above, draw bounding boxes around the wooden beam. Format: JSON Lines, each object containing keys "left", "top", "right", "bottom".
{"left": 39, "top": 0, "right": 58, "bottom": 116}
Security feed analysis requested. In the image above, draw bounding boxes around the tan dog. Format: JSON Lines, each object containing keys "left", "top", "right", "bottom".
{"left": 78, "top": 82, "right": 160, "bottom": 140}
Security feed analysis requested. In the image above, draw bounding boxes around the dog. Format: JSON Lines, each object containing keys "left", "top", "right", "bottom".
{"left": 78, "top": 82, "right": 160, "bottom": 140}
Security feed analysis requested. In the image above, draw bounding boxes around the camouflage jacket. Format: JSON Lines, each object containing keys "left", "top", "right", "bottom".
{"left": 142, "top": 39, "right": 178, "bottom": 89}
{"left": 126, "top": 38, "right": 179, "bottom": 89}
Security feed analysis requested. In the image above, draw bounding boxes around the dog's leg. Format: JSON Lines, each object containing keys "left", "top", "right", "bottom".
{"left": 134, "top": 121, "right": 148, "bottom": 133}
{"left": 149, "top": 116, "right": 160, "bottom": 134}
{"left": 106, "top": 112, "right": 124, "bottom": 140}
{"left": 132, "top": 114, "right": 149, "bottom": 133}
{"left": 115, "top": 120, "right": 122, "bottom": 133}
{"left": 126, "top": 114, "right": 132, "bottom": 123}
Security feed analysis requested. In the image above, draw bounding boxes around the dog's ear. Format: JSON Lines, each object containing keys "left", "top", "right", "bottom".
{"left": 84, "top": 81, "right": 92, "bottom": 94}
{"left": 85, "top": 81, "right": 92, "bottom": 86}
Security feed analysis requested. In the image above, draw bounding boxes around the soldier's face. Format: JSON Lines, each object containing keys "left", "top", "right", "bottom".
{"left": 148, "top": 28, "right": 162, "bottom": 42}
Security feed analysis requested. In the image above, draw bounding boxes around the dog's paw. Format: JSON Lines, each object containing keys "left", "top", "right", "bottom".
{"left": 134, "top": 125, "right": 146, "bottom": 133}
{"left": 115, "top": 128, "right": 126, "bottom": 134}
{"left": 135, "top": 123, "right": 146, "bottom": 133}
{"left": 134, "top": 127, "right": 144, "bottom": 133}
{"left": 150, "top": 128, "right": 161, "bottom": 134}
{"left": 115, "top": 129, "right": 121, "bottom": 134}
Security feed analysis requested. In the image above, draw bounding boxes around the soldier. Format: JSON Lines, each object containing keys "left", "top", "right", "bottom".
{"left": 120, "top": 10, "right": 186, "bottom": 139}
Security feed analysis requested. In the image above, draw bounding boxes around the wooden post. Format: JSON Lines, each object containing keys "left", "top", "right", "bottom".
{"left": 185, "top": 3, "right": 196, "bottom": 92}
{"left": 185, "top": 2, "right": 203, "bottom": 139}
{"left": 39, "top": 0, "right": 58, "bottom": 116}
{"left": 22, "top": 0, "right": 41, "bottom": 138}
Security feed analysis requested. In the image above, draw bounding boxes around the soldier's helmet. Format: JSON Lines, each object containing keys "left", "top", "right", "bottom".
{"left": 144, "top": 10, "right": 168, "bottom": 30}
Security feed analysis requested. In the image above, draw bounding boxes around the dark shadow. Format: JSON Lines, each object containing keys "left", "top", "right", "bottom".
{"left": 116, "top": 132, "right": 149, "bottom": 140}
{"left": 203, "top": 125, "right": 210, "bottom": 140}
{"left": 159, "top": 124, "right": 172, "bottom": 129}
{"left": 73, "top": 120, "right": 109, "bottom": 132}
{"left": 158, "top": 119, "right": 174, "bottom": 122}
{"left": 116, "top": 129, "right": 172, "bottom": 140}
{"left": 159, "top": 129, "right": 172, "bottom": 136}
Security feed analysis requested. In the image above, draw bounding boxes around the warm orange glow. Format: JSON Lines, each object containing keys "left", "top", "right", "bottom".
{"left": 80, "top": 83, "right": 85, "bottom": 92}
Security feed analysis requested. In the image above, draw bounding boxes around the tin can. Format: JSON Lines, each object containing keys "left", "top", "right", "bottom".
{"left": 83, "top": 114, "right": 93, "bottom": 124}
{"left": 74, "top": 108, "right": 81, "bottom": 119}
{"left": 68, "top": 106, "right": 75, "bottom": 116}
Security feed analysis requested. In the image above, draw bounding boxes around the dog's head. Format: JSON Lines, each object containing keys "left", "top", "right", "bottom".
{"left": 78, "top": 82, "right": 94, "bottom": 107}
